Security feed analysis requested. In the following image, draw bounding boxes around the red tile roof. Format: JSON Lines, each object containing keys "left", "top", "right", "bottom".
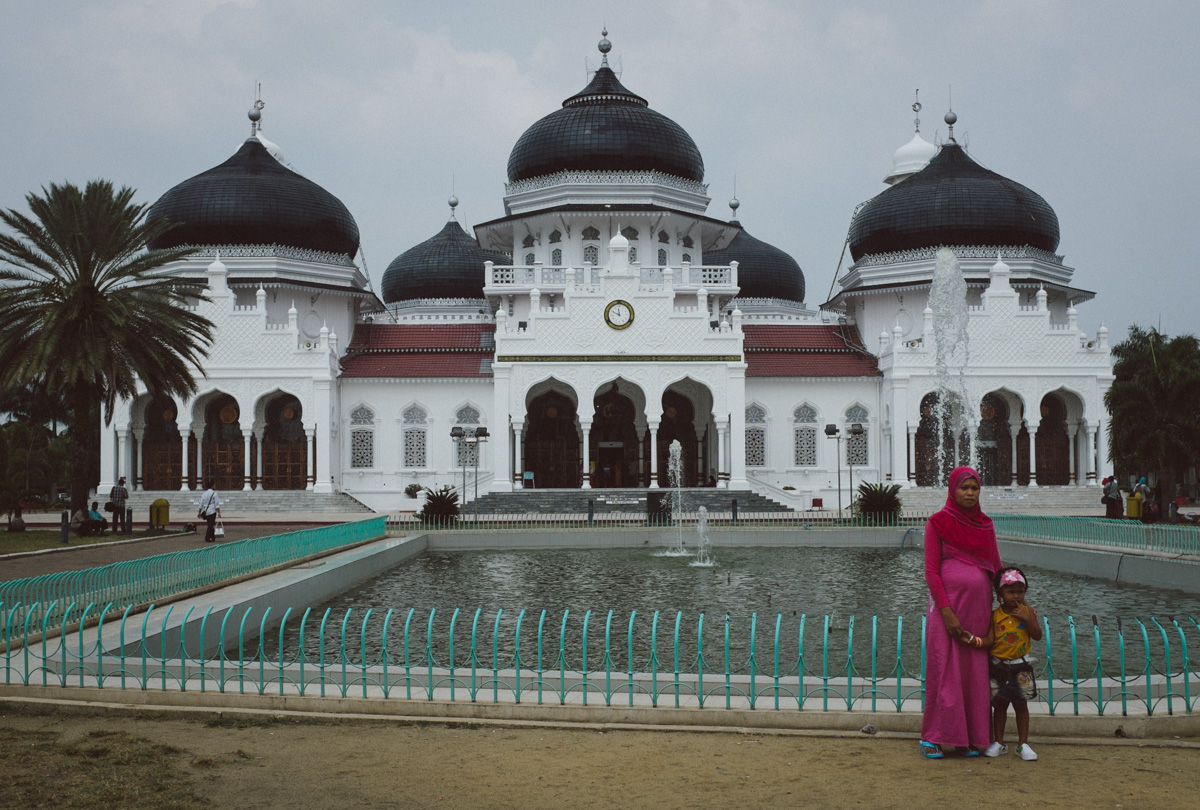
{"left": 742, "top": 324, "right": 881, "bottom": 377}
{"left": 340, "top": 353, "right": 492, "bottom": 378}
{"left": 346, "top": 322, "right": 494, "bottom": 350}
{"left": 745, "top": 353, "right": 881, "bottom": 377}
{"left": 340, "top": 323, "right": 494, "bottom": 378}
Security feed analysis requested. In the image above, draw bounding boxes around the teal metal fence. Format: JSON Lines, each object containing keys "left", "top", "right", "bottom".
{"left": 3, "top": 601, "right": 1195, "bottom": 716}
{"left": 385, "top": 512, "right": 1200, "bottom": 557}
{"left": 992, "top": 516, "right": 1200, "bottom": 556}
{"left": 0, "top": 518, "right": 386, "bottom": 632}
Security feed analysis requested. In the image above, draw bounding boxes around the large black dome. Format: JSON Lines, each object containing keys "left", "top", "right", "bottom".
{"left": 847, "top": 142, "right": 1059, "bottom": 262}
{"left": 706, "top": 222, "right": 806, "bottom": 304}
{"left": 507, "top": 66, "right": 704, "bottom": 183}
{"left": 147, "top": 139, "right": 360, "bottom": 257}
{"left": 381, "top": 219, "right": 510, "bottom": 303}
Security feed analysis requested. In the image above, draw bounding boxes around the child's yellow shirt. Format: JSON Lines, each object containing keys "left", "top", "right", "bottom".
{"left": 991, "top": 607, "right": 1032, "bottom": 660}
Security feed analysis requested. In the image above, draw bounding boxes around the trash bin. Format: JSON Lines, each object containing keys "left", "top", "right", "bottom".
{"left": 646, "top": 491, "right": 672, "bottom": 526}
{"left": 1125, "top": 495, "right": 1140, "bottom": 519}
{"left": 150, "top": 498, "right": 170, "bottom": 530}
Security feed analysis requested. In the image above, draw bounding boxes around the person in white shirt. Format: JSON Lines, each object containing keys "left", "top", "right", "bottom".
{"left": 198, "top": 479, "right": 223, "bottom": 542}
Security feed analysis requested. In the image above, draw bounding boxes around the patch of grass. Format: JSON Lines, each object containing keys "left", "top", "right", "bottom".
{"left": 0, "top": 725, "right": 209, "bottom": 810}
{"left": 0, "top": 528, "right": 181, "bottom": 555}
{"left": 201, "top": 714, "right": 289, "bottom": 730}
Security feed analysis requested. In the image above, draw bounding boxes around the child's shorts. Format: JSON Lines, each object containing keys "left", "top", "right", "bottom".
{"left": 990, "top": 658, "right": 1037, "bottom": 705}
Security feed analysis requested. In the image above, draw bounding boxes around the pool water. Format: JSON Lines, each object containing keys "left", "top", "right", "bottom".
{"left": 273, "top": 548, "right": 1200, "bottom": 674}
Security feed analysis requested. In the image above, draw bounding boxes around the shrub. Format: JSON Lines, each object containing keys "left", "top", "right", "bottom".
{"left": 416, "top": 485, "right": 459, "bottom": 526}
{"left": 854, "top": 482, "right": 903, "bottom": 524}
{"left": 404, "top": 483, "right": 423, "bottom": 498}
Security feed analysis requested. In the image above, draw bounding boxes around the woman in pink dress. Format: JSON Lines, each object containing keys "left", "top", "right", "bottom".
{"left": 920, "top": 466, "right": 1002, "bottom": 758}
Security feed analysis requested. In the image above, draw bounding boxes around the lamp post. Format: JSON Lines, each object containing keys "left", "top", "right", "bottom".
{"left": 450, "top": 426, "right": 466, "bottom": 508}
{"left": 825, "top": 424, "right": 843, "bottom": 516}
{"left": 847, "top": 422, "right": 864, "bottom": 514}
{"left": 472, "top": 427, "right": 489, "bottom": 521}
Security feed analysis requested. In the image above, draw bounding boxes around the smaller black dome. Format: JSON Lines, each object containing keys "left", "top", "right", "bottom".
{"left": 381, "top": 220, "right": 510, "bottom": 303}
{"left": 148, "top": 139, "right": 360, "bottom": 257}
{"left": 848, "top": 142, "right": 1059, "bottom": 262}
{"left": 507, "top": 67, "right": 704, "bottom": 183}
{"left": 705, "top": 223, "right": 806, "bottom": 304}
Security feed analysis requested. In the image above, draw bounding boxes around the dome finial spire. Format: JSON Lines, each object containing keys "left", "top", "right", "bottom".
{"left": 448, "top": 193, "right": 459, "bottom": 221}
{"left": 912, "top": 89, "right": 922, "bottom": 133}
{"left": 944, "top": 86, "right": 956, "bottom": 142}
{"left": 249, "top": 82, "right": 264, "bottom": 137}
{"left": 598, "top": 27, "right": 611, "bottom": 67}
{"left": 730, "top": 175, "right": 740, "bottom": 219}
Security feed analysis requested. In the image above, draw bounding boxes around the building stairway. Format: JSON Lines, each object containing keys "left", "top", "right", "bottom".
{"left": 119, "top": 489, "right": 375, "bottom": 517}
{"left": 463, "top": 487, "right": 793, "bottom": 516}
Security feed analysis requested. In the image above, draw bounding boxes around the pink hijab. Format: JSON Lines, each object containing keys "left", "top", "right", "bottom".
{"left": 928, "top": 466, "right": 1001, "bottom": 573}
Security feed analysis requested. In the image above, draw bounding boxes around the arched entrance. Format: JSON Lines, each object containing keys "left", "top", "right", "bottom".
{"left": 140, "top": 395, "right": 181, "bottom": 490}
{"left": 590, "top": 382, "right": 639, "bottom": 488}
{"left": 657, "top": 390, "right": 698, "bottom": 487}
{"left": 1036, "top": 394, "right": 1070, "bottom": 485}
{"left": 976, "top": 394, "right": 1013, "bottom": 486}
{"left": 202, "top": 394, "right": 244, "bottom": 490}
{"left": 524, "top": 391, "right": 580, "bottom": 488}
{"left": 261, "top": 395, "right": 307, "bottom": 489}
{"left": 914, "top": 391, "right": 969, "bottom": 487}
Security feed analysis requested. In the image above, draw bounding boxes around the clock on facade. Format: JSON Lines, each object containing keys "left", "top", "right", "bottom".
{"left": 604, "top": 299, "right": 634, "bottom": 330}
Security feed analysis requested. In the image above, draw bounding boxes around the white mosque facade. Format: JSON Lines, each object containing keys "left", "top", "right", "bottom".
{"left": 96, "top": 35, "right": 1114, "bottom": 511}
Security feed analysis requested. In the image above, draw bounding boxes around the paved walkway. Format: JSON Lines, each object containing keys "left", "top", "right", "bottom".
{"left": 1, "top": 515, "right": 364, "bottom": 581}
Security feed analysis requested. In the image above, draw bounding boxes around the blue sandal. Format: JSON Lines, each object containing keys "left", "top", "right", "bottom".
{"left": 963, "top": 746, "right": 981, "bottom": 757}
{"left": 920, "top": 740, "right": 944, "bottom": 759}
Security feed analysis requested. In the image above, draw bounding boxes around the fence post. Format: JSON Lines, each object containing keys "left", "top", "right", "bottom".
{"left": 60, "top": 510, "right": 69, "bottom": 545}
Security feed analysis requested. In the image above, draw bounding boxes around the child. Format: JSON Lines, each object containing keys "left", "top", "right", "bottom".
{"left": 980, "top": 567, "right": 1042, "bottom": 761}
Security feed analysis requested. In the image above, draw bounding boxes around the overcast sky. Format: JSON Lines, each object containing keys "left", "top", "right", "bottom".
{"left": 3, "top": 1, "right": 1197, "bottom": 343}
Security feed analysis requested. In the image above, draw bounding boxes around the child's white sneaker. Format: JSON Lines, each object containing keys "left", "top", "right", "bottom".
{"left": 984, "top": 741, "right": 1008, "bottom": 757}
{"left": 1016, "top": 743, "right": 1038, "bottom": 761}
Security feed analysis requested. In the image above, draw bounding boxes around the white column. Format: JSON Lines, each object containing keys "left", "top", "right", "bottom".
{"left": 647, "top": 419, "right": 660, "bottom": 489}
{"left": 512, "top": 422, "right": 524, "bottom": 488}
{"left": 179, "top": 430, "right": 191, "bottom": 491}
{"left": 254, "top": 429, "right": 264, "bottom": 490}
{"left": 728, "top": 367, "right": 749, "bottom": 489}
{"left": 1085, "top": 423, "right": 1098, "bottom": 483}
{"left": 241, "top": 429, "right": 253, "bottom": 491}
{"left": 305, "top": 427, "right": 316, "bottom": 491}
{"left": 580, "top": 419, "right": 592, "bottom": 489}
{"left": 1027, "top": 419, "right": 1040, "bottom": 487}
{"left": 907, "top": 426, "right": 917, "bottom": 483}
{"left": 116, "top": 426, "right": 129, "bottom": 488}
{"left": 1067, "top": 420, "right": 1079, "bottom": 485}
{"left": 1009, "top": 421, "right": 1021, "bottom": 485}
{"left": 133, "top": 428, "right": 145, "bottom": 491}
{"left": 715, "top": 416, "right": 729, "bottom": 489}
{"left": 489, "top": 365, "right": 514, "bottom": 493}
{"left": 313, "top": 379, "right": 333, "bottom": 493}
{"left": 194, "top": 425, "right": 204, "bottom": 487}
{"left": 891, "top": 384, "right": 910, "bottom": 487}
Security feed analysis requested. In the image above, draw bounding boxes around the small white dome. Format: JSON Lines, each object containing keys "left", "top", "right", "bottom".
{"left": 884, "top": 132, "right": 938, "bottom": 185}
{"left": 609, "top": 231, "right": 629, "bottom": 249}
{"left": 253, "top": 133, "right": 289, "bottom": 168}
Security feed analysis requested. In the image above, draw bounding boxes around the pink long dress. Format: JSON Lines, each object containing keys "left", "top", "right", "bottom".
{"left": 921, "top": 529, "right": 994, "bottom": 748}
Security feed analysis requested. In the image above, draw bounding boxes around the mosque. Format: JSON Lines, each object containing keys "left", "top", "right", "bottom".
{"left": 97, "top": 32, "right": 1114, "bottom": 512}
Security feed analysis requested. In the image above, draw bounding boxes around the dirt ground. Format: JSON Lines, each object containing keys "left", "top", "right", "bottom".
{"left": 2, "top": 706, "right": 1198, "bottom": 810}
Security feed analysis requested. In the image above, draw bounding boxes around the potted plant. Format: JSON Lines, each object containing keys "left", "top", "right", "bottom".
{"left": 854, "top": 482, "right": 903, "bottom": 525}
{"left": 416, "top": 485, "right": 459, "bottom": 527}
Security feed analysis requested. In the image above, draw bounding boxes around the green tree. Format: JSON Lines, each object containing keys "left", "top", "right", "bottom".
{"left": 0, "top": 420, "right": 68, "bottom": 530}
{"left": 0, "top": 180, "right": 215, "bottom": 513}
{"left": 1105, "top": 326, "right": 1200, "bottom": 517}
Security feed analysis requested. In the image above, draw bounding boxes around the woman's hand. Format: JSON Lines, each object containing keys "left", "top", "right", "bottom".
{"left": 939, "top": 606, "right": 966, "bottom": 640}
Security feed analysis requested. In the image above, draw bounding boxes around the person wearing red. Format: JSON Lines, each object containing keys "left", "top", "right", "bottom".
{"left": 919, "top": 466, "right": 1003, "bottom": 759}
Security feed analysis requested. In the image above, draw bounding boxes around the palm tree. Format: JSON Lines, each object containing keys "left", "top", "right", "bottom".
{"left": 1105, "top": 325, "right": 1200, "bottom": 518}
{"left": 0, "top": 180, "right": 215, "bottom": 513}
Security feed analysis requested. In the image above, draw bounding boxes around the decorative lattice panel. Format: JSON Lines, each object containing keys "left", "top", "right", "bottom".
{"left": 794, "top": 427, "right": 817, "bottom": 466}
{"left": 350, "top": 429, "right": 373, "bottom": 468}
{"left": 794, "top": 405, "right": 817, "bottom": 423}
{"left": 746, "top": 405, "right": 766, "bottom": 424}
{"left": 404, "top": 430, "right": 427, "bottom": 468}
{"left": 350, "top": 407, "right": 374, "bottom": 426}
{"left": 746, "top": 427, "right": 766, "bottom": 467}
{"left": 848, "top": 433, "right": 868, "bottom": 465}
{"left": 403, "top": 406, "right": 427, "bottom": 425}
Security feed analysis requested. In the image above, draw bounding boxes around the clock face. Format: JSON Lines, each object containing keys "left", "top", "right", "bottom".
{"left": 604, "top": 299, "right": 634, "bottom": 330}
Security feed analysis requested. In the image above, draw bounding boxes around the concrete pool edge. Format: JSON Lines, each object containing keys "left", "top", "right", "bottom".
{"left": 2, "top": 687, "right": 1197, "bottom": 742}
